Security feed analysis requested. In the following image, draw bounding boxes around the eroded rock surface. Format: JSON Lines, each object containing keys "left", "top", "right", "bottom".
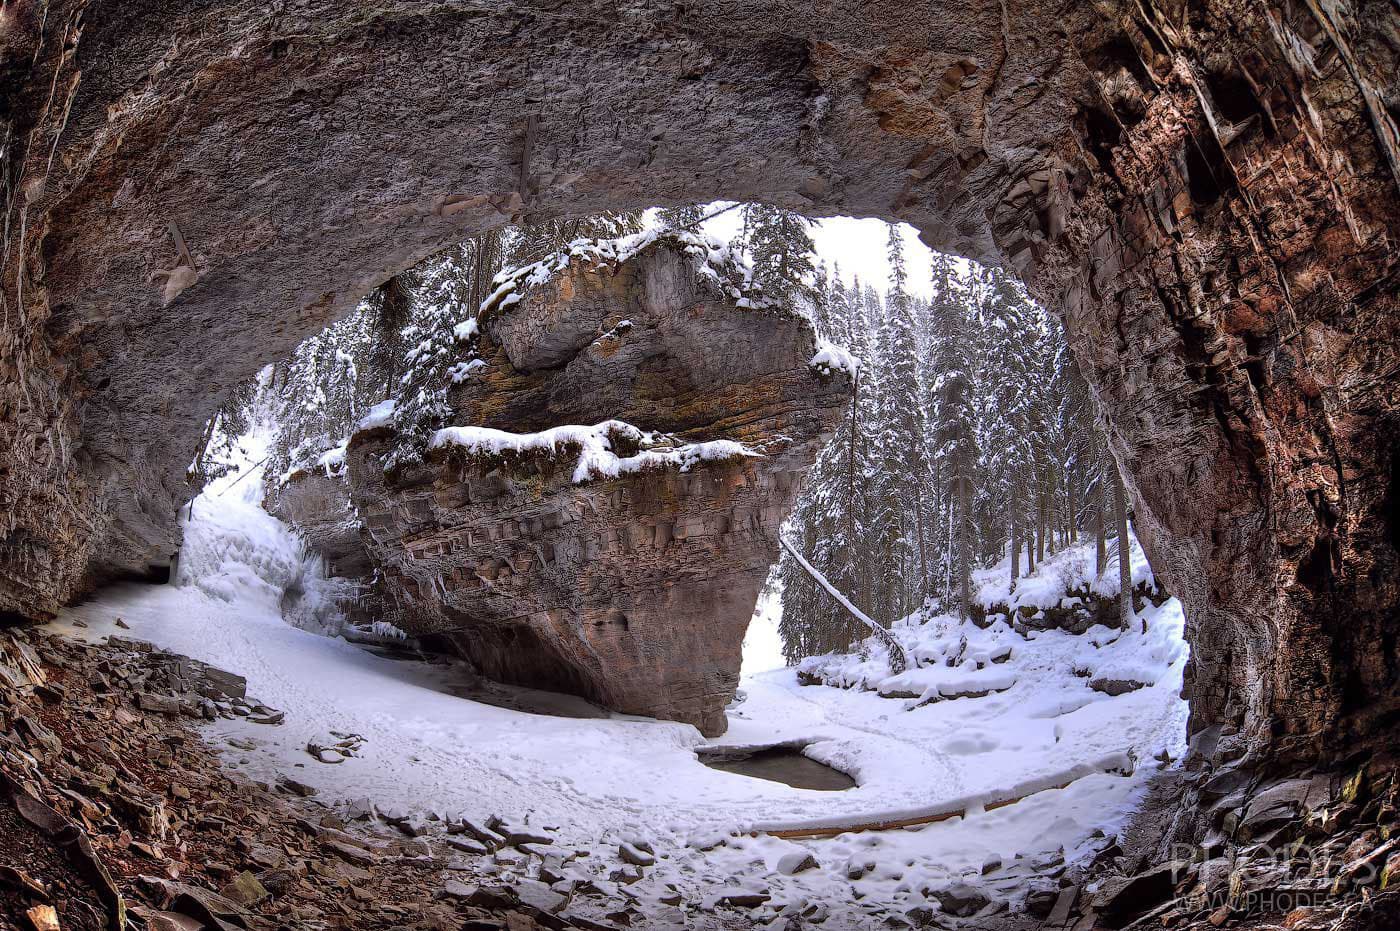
{"left": 343, "top": 237, "right": 850, "bottom": 735}
{"left": 0, "top": 0, "right": 1396, "bottom": 768}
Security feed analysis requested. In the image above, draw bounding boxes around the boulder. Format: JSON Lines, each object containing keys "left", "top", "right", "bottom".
{"left": 218, "top": 871, "right": 269, "bottom": 908}
{"left": 346, "top": 235, "right": 850, "bottom": 734}
{"left": 1090, "top": 678, "right": 1149, "bottom": 697}
{"left": 931, "top": 883, "right": 990, "bottom": 917}
{"left": 1092, "top": 861, "right": 1187, "bottom": 928}
{"left": 776, "top": 851, "right": 819, "bottom": 875}
{"left": 619, "top": 842, "right": 655, "bottom": 867}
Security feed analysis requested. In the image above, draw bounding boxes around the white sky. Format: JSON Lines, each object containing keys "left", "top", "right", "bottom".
{"left": 654, "top": 205, "right": 937, "bottom": 299}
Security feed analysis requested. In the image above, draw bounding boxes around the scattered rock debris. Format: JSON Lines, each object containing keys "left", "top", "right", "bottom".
{"left": 7, "top": 621, "right": 1397, "bottom": 931}
{"left": 0, "top": 626, "right": 603, "bottom": 930}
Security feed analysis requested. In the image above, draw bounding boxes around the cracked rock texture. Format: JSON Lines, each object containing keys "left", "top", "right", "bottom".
{"left": 344, "top": 238, "right": 850, "bottom": 735}
{"left": 0, "top": 1, "right": 1397, "bottom": 760}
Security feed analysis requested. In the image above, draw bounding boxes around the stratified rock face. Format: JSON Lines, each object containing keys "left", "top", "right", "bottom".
{"left": 0, "top": 1, "right": 1397, "bottom": 763}
{"left": 345, "top": 238, "right": 850, "bottom": 734}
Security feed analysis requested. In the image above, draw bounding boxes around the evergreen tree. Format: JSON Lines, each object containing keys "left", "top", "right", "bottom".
{"left": 875, "top": 227, "right": 930, "bottom": 612}
{"left": 972, "top": 265, "right": 1040, "bottom": 588}
{"left": 926, "top": 255, "right": 979, "bottom": 618}
{"left": 739, "top": 204, "right": 819, "bottom": 313}
{"left": 778, "top": 273, "right": 866, "bottom": 657}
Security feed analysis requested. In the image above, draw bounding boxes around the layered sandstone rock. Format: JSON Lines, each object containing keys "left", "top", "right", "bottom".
{"left": 0, "top": 0, "right": 1396, "bottom": 767}
{"left": 343, "top": 235, "right": 850, "bottom": 734}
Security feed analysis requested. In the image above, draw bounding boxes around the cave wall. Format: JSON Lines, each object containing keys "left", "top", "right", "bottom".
{"left": 0, "top": 0, "right": 1396, "bottom": 758}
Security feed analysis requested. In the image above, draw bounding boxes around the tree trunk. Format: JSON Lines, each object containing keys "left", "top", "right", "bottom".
{"left": 1067, "top": 473, "right": 1078, "bottom": 544}
{"left": 945, "top": 477, "right": 956, "bottom": 610}
{"left": 1025, "top": 494, "right": 1036, "bottom": 576}
{"left": 1095, "top": 486, "right": 1106, "bottom": 576}
{"left": 1009, "top": 485, "right": 1020, "bottom": 592}
{"left": 1036, "top": 483, "right": 1046, "bottom": 564}
{"left": 1113, "top": 466, "right": 1135, "bottom": 631}
{"left": 913, "top": 480, "right": 928, "bottom": 602}
{"left": 958, "top": 471, "right": 972, "bottom": 621}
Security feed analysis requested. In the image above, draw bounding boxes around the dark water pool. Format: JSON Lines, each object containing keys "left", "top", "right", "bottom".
{"left": 700, "top": 745, "right": 856, "bottom": 791}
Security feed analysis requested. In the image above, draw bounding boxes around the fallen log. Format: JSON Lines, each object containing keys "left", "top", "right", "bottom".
{"left": 750, "top": 754, "right": 1133, "bottom": 839}
{"left": 780, "top": 537, "right": 908, "bottom": 674}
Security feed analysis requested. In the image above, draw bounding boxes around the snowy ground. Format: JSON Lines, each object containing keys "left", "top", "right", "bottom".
{"left": 49, "top": 451, "right": 1188, "bottom": 928}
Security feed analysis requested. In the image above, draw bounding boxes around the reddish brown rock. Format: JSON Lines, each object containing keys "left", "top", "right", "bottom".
{"left": 345, "top": 236, "right": 851, "bottom": 734}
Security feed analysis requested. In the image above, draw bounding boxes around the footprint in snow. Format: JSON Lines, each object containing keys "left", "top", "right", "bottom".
{"left": 940, "top": 734, "right": 1000, "bottom": 755}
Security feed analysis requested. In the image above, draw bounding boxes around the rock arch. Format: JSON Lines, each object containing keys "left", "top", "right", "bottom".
{"left": 1, "top": 0, "right": 1397, "bottom": 765}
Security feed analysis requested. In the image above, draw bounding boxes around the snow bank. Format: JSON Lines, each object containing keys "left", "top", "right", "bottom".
{"left": 356, "top": 398, "right": 397, "bottom": 431}
{"left": 797, "top": 536, "right": 1187, "bottom": 724}
{"left": 428, "top": 419, "right": 759, "bottom": 484}
{"left": 973, "top": 529, "right": 1155, "bottom": 614}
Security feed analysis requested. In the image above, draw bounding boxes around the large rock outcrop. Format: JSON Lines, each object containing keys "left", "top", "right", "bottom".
{"left": 343, "top": 235, "right": 851, "bottom": 734}
{"left": 265, "top": 463, "right": 379, "bottom": 626}
{"left": 0, "top": 0, "right": 1396, "bottom": 766}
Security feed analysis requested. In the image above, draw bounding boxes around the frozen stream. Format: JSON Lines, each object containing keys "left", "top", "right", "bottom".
{"left": 48, "top": 451, "right": 1189, "bottom": 928}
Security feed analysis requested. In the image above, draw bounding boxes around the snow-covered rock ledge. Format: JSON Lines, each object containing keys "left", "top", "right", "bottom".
{"left": 428, "top": 420, "right": 759, "bottom": 485}
{"left": 479, "top": 228, "right": 770, "bottom": 319}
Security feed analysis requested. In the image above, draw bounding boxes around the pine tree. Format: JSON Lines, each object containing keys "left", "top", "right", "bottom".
{"left": 972, "top": 265, "right": 1040, "bottom": 588}
{"left": 739, "top": 204, "right": 819, "bottom": 313}
{"left": 778, "top": 273, "right": 866, "bottom": 656}
{"left": 926, "top": 255, "right": 979, "bottom": 618}
{"left": 876, "top": 226, "right": 930, "bottom": 611}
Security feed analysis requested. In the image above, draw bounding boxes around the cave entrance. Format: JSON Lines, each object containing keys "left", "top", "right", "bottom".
{"left": 4, "top": 4, "right": 1397, "bottom": 924}
{"left": 6, "top": 1, "right": 1395, "bottom": 783}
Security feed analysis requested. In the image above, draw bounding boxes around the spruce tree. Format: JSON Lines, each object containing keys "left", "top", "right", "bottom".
{"left": 972, "top": 265, "right": 1040, "bottom": 587}
{"left": 740, "top": 204, "right": 819, "bottom": 313}
{"left": 925, "top": 259, "right": 979, "bottom": 617}
{"left": 877, "top": 226, "right": 931, "bottom": 610}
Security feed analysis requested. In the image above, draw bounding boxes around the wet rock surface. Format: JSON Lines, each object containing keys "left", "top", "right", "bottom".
{"left": 344, "top": 237, "right": 850, "bottom": 735}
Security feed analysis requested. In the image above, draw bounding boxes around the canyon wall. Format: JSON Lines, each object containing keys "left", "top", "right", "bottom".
{"left": 0, "top": 0, "right": 1396, "bottom": 761}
